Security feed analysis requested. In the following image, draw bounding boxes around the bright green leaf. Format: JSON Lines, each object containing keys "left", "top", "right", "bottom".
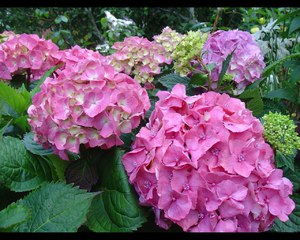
{"left": 13, "top": 115, "right": 30, "bottom": 133}
{"left": 0, "top": 136, "right": 52, "bottom": 192}
{"left": 0, "top": 203, "right": 30, "bottom": 231}
{"left": 47, "top": 154, "right": 68, "bottom": 181}
{"left": 86, "top": 148, "right": 147, "bottom": 232}
{"left": 16, "top": 182, "right": 95, "bottom": 232}
{"left": 0, "top": 82, "right": 28, "bottom": 116}
{"left": 190, "top": 73, "right": 207, "bottom": 87}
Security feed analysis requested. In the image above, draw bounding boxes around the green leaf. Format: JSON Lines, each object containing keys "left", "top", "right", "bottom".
{"left": 100, "top": 17, "right": 107, "bottom": 29}
{"left": 283, "top": 165, "right": 300, "bottom": 192}
{"left": 23, "top": 132, "right": 53, "bottom": 156}
{"left": 275, "top": 150, "right": 295, "bottom": 171}
{"left": 15, "top": 182, "right": 95, "bottom": 232}
{"left": 290, "top": 65, "right": 300, "bottom": 84}
{"left": 264, "top": 88, "right": 298, "bottom": 104}
{"left": 0, "top": 119, "right": 12, "bottom": 140}
{"left": 0, "top": 203, "right": 30, "bottom": 231}
{"left": 30, "top": 64, "right": 62, "bottom": 97}
{"left": 262, "top": 53, "right": 300, "bottom": 78}
{"left": 13, "top": 115, "right": 30, "bottom": 133}
{"left": 47, "top": 154, "right": 68, "bottom": 181}
{"left": 0, "top": 82, "right": 28, "bottom": 116}
{"left": 189, "top": 73, "right": 207, "bottom": 87}
{"left": 0, "top": 136, "right": 52, "bottom": 192}
{"left": 289, "top": 16, "right": 300, "bottom": 35}
{"left": 86, "top": 148, "right": 147, "bottom": 232}
{"left": 217, "top": 48, "right": 235, "bottom": 87}
{"left": 271, "top": 194, "right": 300, "bottom": 232}
{"left": 238, "top": 88, "right": 263, "bottom": 116}
{"left": 272, "top": 9, "right": 300, "bottom": 30}
{"left": 157, "top": 73, "right": 193, "bottom": 95}
{"left": 65, "top": 158, "right": 98, "bottom": 191}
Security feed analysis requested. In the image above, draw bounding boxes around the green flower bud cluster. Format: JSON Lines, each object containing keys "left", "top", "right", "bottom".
{"left": 171, "top": 30, "right": 208, "bottom": 77}
{"left": 262, "top": 112, "right": 300, "bottom": 155}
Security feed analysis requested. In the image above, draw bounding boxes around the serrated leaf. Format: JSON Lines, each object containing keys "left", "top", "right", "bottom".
{"left": 65, "top": 158, "right": 98, "bottom": 191}
{"left": 15, "top": 182, "right": 95, "bottom": 232}
{"left": 217, "top": 48, "right": 235, "bottom": 87}
{"left": 264, "top": 88, "right": 298, "bottom": 103}
{"left": 158, "top": 73, "right": 194, "bottom": 95}
{"left": 289, "top": 16, "right": 300, "bottom": 35}
{"left": 86, "top": 148, "right": 147, "bottom": 232}
{"left": 0, "top": 82, "right": 28, "bottom": 116}
{"left": 283, "top": 165, "right": 300, "bottom": 192}
{"left": 23, "top": 132, "right": 53, "bottom": 156}
{"left": 0, "top": 203, "right": 30, "bottom": 230}
{"left": 276, "top": 150, "right": 295, "bottom": 171}
{"left": 0, "top": 136, "right": 52, "bottom": 192}
{"left": 30, "top": 64, "right": 61, "bottom": 97}
{"left": 271, "top": 194, "right": 300, "bottom": 232}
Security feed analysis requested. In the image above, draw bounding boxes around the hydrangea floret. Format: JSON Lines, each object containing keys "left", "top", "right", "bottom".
{"left": 171, "top": 30, "right": 208, "bottom": 77}
{"left": 28, "top": 45, "right": 150, "bottom": 160}
{"left": 122, "top": 83, "right": 295, "bottom": 232}
{"left": 153, "top": 26, "right": 184, "bottom": 59}
{"left": 202, "top": 29, "right": 265, "bottom": 92}
{"left": 0, "top": 32, "right": 63, "bottom": 81}
{"left": 262, "top": 112, "right": 300, "bottom": 155}
{"left": 106, "top": 36, "right": 172, "bottom": 84}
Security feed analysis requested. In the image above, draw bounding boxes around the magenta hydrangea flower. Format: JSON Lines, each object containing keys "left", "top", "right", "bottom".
{"left": 122, "top": 84, "right": 295, "bottom": 232}
{"left": 106, "top": 36, "right": 172, "bottom": 84}
{"left": 28, "top": 45, "right": 150, "bottom": 160}
{"left": 202, "top": 30, "right": 265, "bottom": 92}
{"left": 0, "top": 32, "right": 63, "bottom": 81}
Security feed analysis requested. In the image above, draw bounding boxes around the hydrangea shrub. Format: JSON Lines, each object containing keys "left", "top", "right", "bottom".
{"left": 122, "top": 84, "right": 295, "bottom": 232}
{"left": 0, "top": 32, "right": 63, "bottom": 81}
{"left": 28, "top": 45, "right": 150, "bottom": 160}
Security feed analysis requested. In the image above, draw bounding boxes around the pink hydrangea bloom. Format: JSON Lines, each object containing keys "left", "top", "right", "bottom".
{"left": 106, "top": 36, "right": 172, "bottom": 84}
{"left": 28, "top": 45, "right": 150, "bottom": 160}
{"left": 122, "top": 83, "right": 295, "bottom": 232}
{"left": 0, "top": 32, "right": 63, "bottom": 81}
{"left": 202, "top": 30, "right": 265, "bottom": 92}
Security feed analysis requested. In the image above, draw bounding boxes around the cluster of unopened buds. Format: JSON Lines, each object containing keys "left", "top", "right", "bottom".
{"left": 28, "top": 45, "right": 150, "bottom": 160}
{"left": 106, "top": 36, "right": 172, "bottom": 84}
{"left": 262, "top": 112, "right": 300, "bottom": 155}
{"left": 122, "top": 84, "right": 295, "bottom": 232}
{"left": 0, "top": 32, "right": 63, "bottom": 81}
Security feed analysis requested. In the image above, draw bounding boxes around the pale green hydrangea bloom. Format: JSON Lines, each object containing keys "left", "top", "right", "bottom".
{"left": 171, "top": 30, "right": 208, "bottom": 77}
{"left": 262, "top": 112, "right": 300, "bottom": 155}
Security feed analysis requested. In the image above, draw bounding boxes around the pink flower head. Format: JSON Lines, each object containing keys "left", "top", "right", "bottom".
{"left": 0, "top": 32, "right": 63, "bottom": 81}
{"left": 122, "top": 83, "right": 295, "bottom": 232}
{"left": 106, "top": 36, "right": 172, "bottom": 84}
{"left": 28, "top": 45, "right": 150, "bottom": 159}
{"left": 202, "top": 30, "right": 265, "bottom": 92}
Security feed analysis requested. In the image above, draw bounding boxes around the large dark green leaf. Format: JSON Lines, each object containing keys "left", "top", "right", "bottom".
{"left": 23, "top": 132, "right": 53, "bottom": 156}
{"left": 289, "top": 16, "right": 300, "bottom": 35}
{"left": 15, "top": 182, "right": 95, "bottom": 232}
{"left": 65, "top": 158, "right": 98, "bottom": 191}
{"left": 0, "top": 203, "right": 30, "bottom": 231}
{"left": 86, "top": 148, "right": 147, "bottom": 232}
{"left": 0, "top": 136, "right": 52, "bottom": 192}
{"left": 290, "top": 65, "right": 300, "bottom": 84}
{"left": 271, "top": 194, "right": 300, "bottom": 232}
{"left": 275, "top": 150, "right": 295, "bottom": 171}
{"left": 157, "top": 73, "right": 194, "bottom": 95}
